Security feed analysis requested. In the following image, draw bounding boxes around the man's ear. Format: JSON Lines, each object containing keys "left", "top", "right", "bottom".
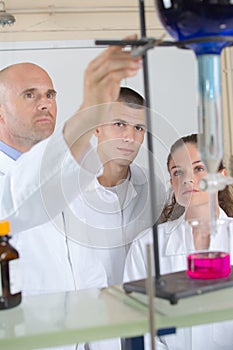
{"left": 219, "top": 168, "right": 227, "bottom": 176}
{"left": 94, "top": 127, "right": 100, "bottom": 137}
{"left": 170, "top": 178, "right": 173, "bottom": 185}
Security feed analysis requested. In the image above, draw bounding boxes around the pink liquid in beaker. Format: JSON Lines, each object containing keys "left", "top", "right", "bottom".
{"left": 187, "top": 251, "right": 231, "bottom": 279}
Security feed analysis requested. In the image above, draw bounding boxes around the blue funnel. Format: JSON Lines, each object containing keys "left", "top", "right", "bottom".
{"left": 155, "top": 0, "right": 233, "bottom": 55}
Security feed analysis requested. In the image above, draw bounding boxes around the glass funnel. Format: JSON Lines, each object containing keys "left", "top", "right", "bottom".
{"left": 154, "top": 0, "right": 233, "bottom": 55}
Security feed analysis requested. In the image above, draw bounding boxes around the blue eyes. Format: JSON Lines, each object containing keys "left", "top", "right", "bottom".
{"left": 173, "top": 169, "right": 183, "bottom": 176}
{"left": 46, "top": 92, "right": 56, "bottom": 99}
{"left": 24, "top": 91, "right": 56, "bottom": 100}
{"left": 24, "top": 92, "right": 34, "bottom": 98}
{"left": 172, "top": 166, "right": 206, "bottom": 177}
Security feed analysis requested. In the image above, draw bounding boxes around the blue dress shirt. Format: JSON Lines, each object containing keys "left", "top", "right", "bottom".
{"left": 0, "top": 141, "right": 22, "bottom": 160}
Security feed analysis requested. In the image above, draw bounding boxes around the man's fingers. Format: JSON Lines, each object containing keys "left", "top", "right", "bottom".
{"left": 82, "top": 34, "right": 142, "bottom": 108}
{"left": 87, "top": 48, "right": 142, "bottom": 85}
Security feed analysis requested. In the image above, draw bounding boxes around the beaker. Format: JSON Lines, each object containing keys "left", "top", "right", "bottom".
{"left": 185, "top": 218, "right": 232, "bottom": 279}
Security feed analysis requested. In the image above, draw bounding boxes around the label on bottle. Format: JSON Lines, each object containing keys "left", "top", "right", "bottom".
{"left": 9, "top": 259, "right": 21, "bottom": 295}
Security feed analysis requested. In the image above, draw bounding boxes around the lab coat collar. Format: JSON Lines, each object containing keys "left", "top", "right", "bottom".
{"left": 129, "top": 163, "right": 148, "bottom": 186}
{"left": 0, "top": 150, "right": 17, "bottom": 175}
{"left": 83, "top": 163, "right": 147, "bottom": 206}
{"left": 84, "top": 163, "right": 147, "bottom": 193}
{"left": 164, "top": 214, "right": 187, "bottom": 256}
{"left": 165, "top": 208, "right": 229, "bottom": 256}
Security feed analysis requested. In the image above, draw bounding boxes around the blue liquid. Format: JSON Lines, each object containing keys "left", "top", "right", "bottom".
{"left": 154, "top": 0, "right": 233, "bottom": 55}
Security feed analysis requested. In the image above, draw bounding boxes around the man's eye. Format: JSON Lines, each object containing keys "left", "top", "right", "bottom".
{"left": 24, "top": 92, "right": 34, "bottom": 99}
{"left": 114, "top": 122, "right": 124, "bottom": 127}
{"left": 47, "top": 92, "right": 56, "bottom": 99}
{"left": 135, "top": 126, "right": 145, "bottom": 132}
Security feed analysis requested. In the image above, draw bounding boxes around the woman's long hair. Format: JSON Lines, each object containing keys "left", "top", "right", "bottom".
{"left": 159, "top": 134, "right": 233, "bottom": 223}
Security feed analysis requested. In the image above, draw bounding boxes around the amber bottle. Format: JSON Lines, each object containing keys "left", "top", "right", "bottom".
{"left": 0, "top": 221, "right": 22, "bottom": 309}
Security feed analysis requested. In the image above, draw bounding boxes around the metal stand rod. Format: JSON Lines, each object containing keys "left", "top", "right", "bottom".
{"left": 138, "top": 0, "right": 162, "bottom": 283}
{"left": 146, "top": 244, "right": 156, "bottom": 350}
{"left": 95, "top": 36, "right": 233, "bottom": 52}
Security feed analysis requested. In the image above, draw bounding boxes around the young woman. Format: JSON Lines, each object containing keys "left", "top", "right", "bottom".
{"left": 124, "top": 134, "right": 233, "bottom": 350}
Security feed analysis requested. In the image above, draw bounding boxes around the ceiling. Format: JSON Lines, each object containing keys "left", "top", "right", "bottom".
{"left": 0, "top": 0, "right": 167, "bottom": 42}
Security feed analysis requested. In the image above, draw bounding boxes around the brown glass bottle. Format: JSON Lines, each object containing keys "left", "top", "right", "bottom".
{"left": 0, "top": 221, "right": 22, "bottom": 309}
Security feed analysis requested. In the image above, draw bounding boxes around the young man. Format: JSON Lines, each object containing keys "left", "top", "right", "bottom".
{"left": 65, "top": 87, "right": 165, "bottom": 285}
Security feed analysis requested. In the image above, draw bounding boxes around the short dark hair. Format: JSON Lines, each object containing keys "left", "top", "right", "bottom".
{"left": 118, "top": 87, "right": 144, "bottom": 108}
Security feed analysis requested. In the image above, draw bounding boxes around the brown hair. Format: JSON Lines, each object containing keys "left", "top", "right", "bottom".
{"left": 160, "top": 134, "right": 233, "bottom": 223}
{"left": 118, "top": 87, "right": 144, "bottom": 108}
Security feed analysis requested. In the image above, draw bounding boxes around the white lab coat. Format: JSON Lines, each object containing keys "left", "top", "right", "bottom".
{"left": 0, "top": 128, "right": 108, "bottom": 350}
{"left": 0, "top": 125, "right": 101, "bottom": 233}
{"left": 124, "top": 209, "right": 233, "bottom": 350}
{"left": 65, "top": 163, "right": 166, "bottom": 285}
{"left": 78, "top": 164, "right": 165, "bottom": 350}
{"left": 0, "top": 127, "right": 107, "bottom": 296}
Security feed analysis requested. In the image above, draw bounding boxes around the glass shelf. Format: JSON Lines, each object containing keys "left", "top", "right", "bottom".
{"left": 1, "top": 285, "right": 233, "bottom": 349}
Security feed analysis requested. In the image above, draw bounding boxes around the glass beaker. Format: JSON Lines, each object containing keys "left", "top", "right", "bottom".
{"left": 185, "top": 218, "right": 232, "bottom": 279}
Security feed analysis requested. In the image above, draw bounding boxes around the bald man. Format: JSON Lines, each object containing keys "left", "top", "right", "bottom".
{"left": 0, "top": 63, "right": 56, "bottom": 152}
{"left": 0, "top": 40, "right": 143, "bottom": 297}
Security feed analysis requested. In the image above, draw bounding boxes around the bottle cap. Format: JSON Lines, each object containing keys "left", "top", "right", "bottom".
{"left": 0, "top": 221, "right": 10, "bottom": 235}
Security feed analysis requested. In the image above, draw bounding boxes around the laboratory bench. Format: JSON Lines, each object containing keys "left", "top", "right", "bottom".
{"left": 1, "top": 285, "right": 233, "bottom": 349}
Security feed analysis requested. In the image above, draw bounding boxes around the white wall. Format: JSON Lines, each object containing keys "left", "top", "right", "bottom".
{"left": 0, "top": 40, "right": 198, "bottom": 185}
{"left": 0, "top": 40, "right": 102, "bottom": 124}
{"left": 125, "top": 45, "right": 198, "bottom": 185}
